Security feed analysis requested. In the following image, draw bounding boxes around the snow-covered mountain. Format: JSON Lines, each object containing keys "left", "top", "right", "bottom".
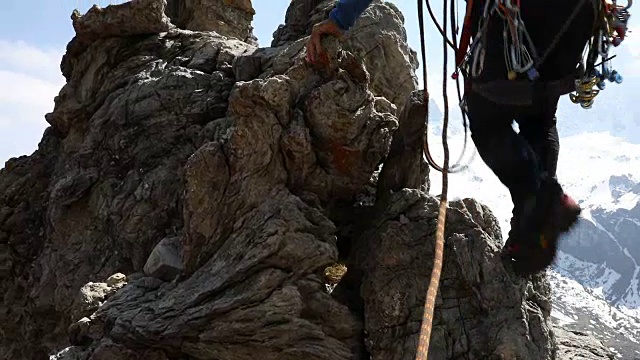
{"left": 425, "top": 96, "right": 640, "bottom": 358}
{"left": 551, "top": 170, "right": 640, "bottom": 358}
{"left": 557, "top": 179, "right": 640, "bottom": 311}
{"left": 549, "top": 268, "right": 638, "bottom": 359}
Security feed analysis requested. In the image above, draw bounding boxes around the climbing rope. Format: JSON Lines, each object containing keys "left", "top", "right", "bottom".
{"left": 418, "top": 0, "right": 474, "bottom": 174}
{"left": 415, "top": 0, "right": 451, "bottom": 357}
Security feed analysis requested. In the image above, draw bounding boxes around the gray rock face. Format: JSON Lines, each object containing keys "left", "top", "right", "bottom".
{"left": 554, "top": 327, "right": 616, "bottom": 360}
{"left": 340, "top": 0, "right": 419, "bottom": 109}
{"left": 1, "top": 0, "right": 613, "bottom": 360}
{"left": 3, "top": 1, "right": 254, "bottom": 357}
{"left": 271, "top": 0, "right": 325, "bottom": 47}
{"left": 341, "top": 190, "right": 556, "bottom": 359}
{"left": 376, "top": 90, "right": 430, "bottom": 200}
{"left": 71, "top": 0, "right": 174, "bottom": 39}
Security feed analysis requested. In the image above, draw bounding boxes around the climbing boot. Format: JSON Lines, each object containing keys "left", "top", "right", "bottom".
{"left": 502, "top": 178, "right": 581, "bottom": 277}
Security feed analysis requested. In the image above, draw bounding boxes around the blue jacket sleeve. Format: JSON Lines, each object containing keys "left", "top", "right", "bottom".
{"left": 328, "top": 0, "right": 375, "bottom": 30}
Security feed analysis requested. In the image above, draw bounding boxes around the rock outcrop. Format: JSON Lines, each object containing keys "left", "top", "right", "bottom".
{"left": 1, "top": 1, "right": 616, "bottom": 360}
{"left": 165, "top": 0, "right": 257, "bottom": 44}
{"left": 554, "top": 327, "right": 616, "bottom": 360}
{"left": 267, "top": 0, "right": 419, "bottom": 111}
{"left": 351, "top": 192, "right": 557, "bottom": 359}
{"left": 272, "top": 0, "right": 325, "bottom": 47}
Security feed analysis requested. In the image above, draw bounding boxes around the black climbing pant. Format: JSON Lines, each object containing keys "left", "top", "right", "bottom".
{"left": 465, "top": 89, "right": 560, "bottom": 212}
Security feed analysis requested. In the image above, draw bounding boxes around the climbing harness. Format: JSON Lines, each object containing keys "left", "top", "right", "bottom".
{"left": 570, "top": 0, "right": 631, "bottom": 108}
{"left": 453, "top": 0, "right": 632, "bottom": 109}
{"left": 456, "top": 0, "right": 570, "bottom": 82}
{"left": 415, "top": 0, "right": 451, "bottom": 357}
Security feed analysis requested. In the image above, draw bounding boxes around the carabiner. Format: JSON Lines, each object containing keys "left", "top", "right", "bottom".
{"left": 618, "top": 0, "right": 632, "bottom": 11}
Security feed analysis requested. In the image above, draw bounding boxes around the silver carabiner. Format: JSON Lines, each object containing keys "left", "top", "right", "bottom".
{"left": 619, "top": 0, "right": 632, "bottom": 11}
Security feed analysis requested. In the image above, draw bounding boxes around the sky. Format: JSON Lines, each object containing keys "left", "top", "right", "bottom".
{"left": 0, "top": 0, "right": 637, "bottom": 167}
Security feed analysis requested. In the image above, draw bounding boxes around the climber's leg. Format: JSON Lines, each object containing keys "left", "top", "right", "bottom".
{"left": 464, "top": 89, "right": 542, "bottom": 259}
{"left": 516, "top": 95, "right": 560, "bottom": 179}
{"left": 516, "top": 94, "right": 582, "bottom": 234}
{"left": 465, "top": 91, "right": 581, "bottom": 276}
{"left": 505, "top": 96, "right": 581, "bottom": 275}
{"left": 502, "top": 175, "right": 582, "bottom": 276}
{"left": 464, "top": 91, "right": 542, "bottom": 210}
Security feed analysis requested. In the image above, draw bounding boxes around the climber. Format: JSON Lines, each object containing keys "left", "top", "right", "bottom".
{"left": 306, "top": 0, "right": 373, "bottom": 63}
{"left": 307, "top": 0, "right": 596, "bottom": 277}
{"left": 460, "top": 0, "right": 598, "bottom": 276}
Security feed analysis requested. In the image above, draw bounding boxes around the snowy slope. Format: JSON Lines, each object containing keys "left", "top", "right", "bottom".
{"left": 549, "top": 269, "right": 640, "bottom": 359}
{"left": 424, "top": 99, "right": 640, "bottom": 357}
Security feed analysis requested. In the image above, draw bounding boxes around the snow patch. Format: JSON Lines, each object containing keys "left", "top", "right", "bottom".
{"left": 549, "top": 271, "right": 640, "bottom": 343}
{"left": 615, "top": 192, "right": 640, "bottom": 210}
{"left": 551, "top": 308, "right": 576, "bottom": 326}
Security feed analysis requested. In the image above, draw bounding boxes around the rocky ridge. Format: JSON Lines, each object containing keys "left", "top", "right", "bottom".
{"left": 0, "top": 0, "right": 616, "bottom": 359}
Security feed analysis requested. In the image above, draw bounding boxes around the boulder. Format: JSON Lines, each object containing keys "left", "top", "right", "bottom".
{"left": 143, "top": 237, "right": 183, "bottom": 281}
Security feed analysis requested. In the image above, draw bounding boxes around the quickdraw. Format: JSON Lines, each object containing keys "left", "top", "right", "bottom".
{"left": 570, "top": 0, "right": 631, "bottom": 108}
{"left": 497, "top": 0, "right": 539, "bottom": 80}
{"left": 456, "top": 0, "right": 580, "bottom": 82}
{"left": 453, "top": 0, "right": 631, "bottom": 109}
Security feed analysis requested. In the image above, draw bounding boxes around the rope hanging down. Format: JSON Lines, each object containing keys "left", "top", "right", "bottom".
{"left": 418, "top": 0, "right": 474, "bottom": 174}
{"left": 415, "top": 0, "right": 451, "bottom": 357}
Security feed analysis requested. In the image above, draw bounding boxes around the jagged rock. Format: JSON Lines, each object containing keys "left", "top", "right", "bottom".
{"left": 53, "top": 28, "right": 253, "bottom": 132}
{"left": 269, "top": 0, "right": 419, "bottom": 110}
{"left": 182, "top": 36, "right": 399, "bottom": 273}
{"left": 2, "top": 0, "right": 403, "bottom": 357}
{"left": 165, "top": 0, "right": 256, "bottom": 44}
{"left": 233, "top": 0, "right": 419, "bottom": 97}
{"left": 271, "top": 0, "right": 324, "bottom": 47}
{"left": 376, "top": 89, "right": 430, "bottom": 200}
{"left": 71, "top": 0, "right": 173, "bottom": 39}
{"left": 554, "top": 327, "right": 616, "bottom": 360}
{"left": 70, "top": 274, "right": 127, "bottom": 321}
{"left": 232, "top": 46, "right": 283, "bottom": 81}
{"left": 333, "top": 189, "right": 555, "bottom": 359}
{"left": 143, "top": 236, "right": 183, "bottom": 281}
{"left": 82, "top": 190, "right": 363, "bottom": 359}
{"left": 65, "top": 0, "right": 175, "bottom": 67}
{"left": 341, "top": 0, "right": 419, "bottom": 109}
{"left": 2, "top": 3, "right": 256, "bottom": 357}
{"left": 106, "top": 273, "right": 127, "bottom": 288}
{"left": 72, "top": 283, "right": 111, "bottom": 320}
